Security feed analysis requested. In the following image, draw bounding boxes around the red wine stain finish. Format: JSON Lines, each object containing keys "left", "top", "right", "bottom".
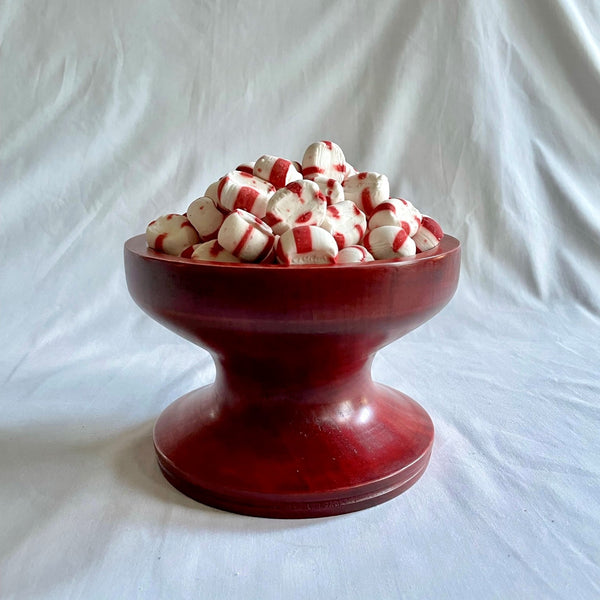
{"left": 124, "top": 234, "right": 461, "bottom": 518}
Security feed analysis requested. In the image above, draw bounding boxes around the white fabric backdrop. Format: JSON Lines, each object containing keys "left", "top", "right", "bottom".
{"left": 1, "top": 1, "right": 599, "bottom": 598}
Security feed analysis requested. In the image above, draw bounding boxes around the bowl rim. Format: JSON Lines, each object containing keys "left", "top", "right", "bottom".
{"left": 125, "top": 234, "right": 460, "bottom": 270}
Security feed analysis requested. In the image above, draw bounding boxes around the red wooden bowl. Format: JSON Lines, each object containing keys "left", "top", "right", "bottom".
{"left": 124, "top": 234, "right": 460, "bottom": 518}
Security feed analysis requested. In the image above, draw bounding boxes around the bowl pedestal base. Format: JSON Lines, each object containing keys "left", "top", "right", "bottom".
{"left": 153, "top": 360, "right": 434, "bottom": 519}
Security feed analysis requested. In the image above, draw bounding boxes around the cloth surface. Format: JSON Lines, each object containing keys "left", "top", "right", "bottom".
{"left": 1, "top": 1, "right": 599, "bottom": 598}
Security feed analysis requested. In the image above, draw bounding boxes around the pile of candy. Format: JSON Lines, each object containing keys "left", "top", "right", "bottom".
{"left": 146, "top": 141, "right": 443, "bottom": 265}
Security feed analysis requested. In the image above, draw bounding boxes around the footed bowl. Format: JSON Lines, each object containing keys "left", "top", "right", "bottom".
{"left": 124, "top": 234, "right": 460, "bottom": 518}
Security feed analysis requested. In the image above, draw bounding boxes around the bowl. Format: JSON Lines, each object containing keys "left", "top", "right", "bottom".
{"left": 124, "top": 233, "right": 460, "bottom": 518}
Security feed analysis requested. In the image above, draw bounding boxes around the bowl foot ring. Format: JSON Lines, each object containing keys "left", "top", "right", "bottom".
{"left": 153, "top": 384, "right": 434, "bottom": 519}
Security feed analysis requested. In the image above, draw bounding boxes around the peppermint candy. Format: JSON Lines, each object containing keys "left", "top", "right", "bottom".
{"left": 217, "top": 171, "right": 276, "bottom": 219}
{"left": 146, "top": 141, "right": 444, "bottom": 264}
{"left": 276, "top": 226, "right": 338, "bottom": 265}
{"left": 263, "top": 180, "right": 327, "bottom": 236}
{"left": 146, "top": 214, "right": 200, "bottom": 257}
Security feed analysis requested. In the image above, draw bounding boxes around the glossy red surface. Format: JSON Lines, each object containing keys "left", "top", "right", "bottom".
{"left": 124, "top": 234, "right": 461, "bottom": 518}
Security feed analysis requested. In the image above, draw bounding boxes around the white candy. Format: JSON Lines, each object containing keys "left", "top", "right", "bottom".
{"left": 368, "top": 198, "right": 422, "bottom": 237}
{"left": 217, "top": 171, "right": 276, "bottom": 219}
{"left": 342, "top": 172, "right": 390, "bottom": 215}
{"left": 276, "top": 226, "right": 338, "bottom": 265}
{"left": 363, "top": 225, "right": 416, "bottom": 259}
{"left": 312, "top": 175, "right": 344, "bottom": 205}
{"left": 146, "top": 214, "right": 200, "bottom": 256}
{"left": 189, "top": 240, "right": 241, "bottom": 263}
{"left": 320, "top": 200, "right": 367, "bottom": 249}
{"left": 263, "top": 180, "right": 327, "bottom": 236}
{"left": 412, "top": 216, "right": 444, "bottom": 252}
{"left": 186, "top": 196, "right": 224, "bottom": 241}
{"left": 301, "top": 140, "right": 346, "bottom": 182}
{"left": 204, "top": 180, "right": 221, "bottom": 203}
{"left": 253, "top": 155, "right": 302, "bottom": 189}
{"left": 217, "top": 209, "right": 275, "bottom": 262}
{"left": 336, "top": 245, "right": 374, "bottom": 263}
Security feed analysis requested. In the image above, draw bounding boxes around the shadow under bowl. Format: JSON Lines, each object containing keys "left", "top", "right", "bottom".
{"left": 124, "top": 234, "right": 461, "bottom": 518}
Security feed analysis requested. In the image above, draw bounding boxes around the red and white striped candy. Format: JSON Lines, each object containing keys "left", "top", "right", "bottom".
{"left": 253, "top": 155, "right": 302, "bottom": 189}
{"left": 312, "top": 175, "right": 344, "bottom": 205}
{"left": 217, "top": 171, "right": 276, "bottom": 219}
{"left": 204, "top": 179, "right": 221, "bottom": 204}
{"left": 368, "top": 198, "right": 422, "bottom": 237}
{"left": 189, "top": 240, "right": 241, "bottom": 263}
{"left": 276, "top": 226, "right": 338, "bottom": 265}
{"left": 412, "top": 216, "right": 443, "bottom": 252}
{"left": 146, "top": 214, "right": 200, "bottom": 256}
{"left": 336, "top": 245, "right": 374, "bottom": 263}
{"left": 217, "top": 209, "right": 275, "bottom": 262}
{"left": 396, "top": 198, "right": 422, "bottom": 234}
{"left": 263, "top": 180, "right": 327, "bottom": 236}
{"left": 258, "top": 238, "right": 278, "bottom": 264}
{"left": 235, "top": 162, "right": 255, "bottom": 175}
{"left": 321, "top": 201, "right": 367, "bottom": 249}
{"left": 301, "top": 141, "right": 346, "bottom": 182}
{"left": 186, "top": 196, "right": 225, "bottom": 241}
{"left": 342, "top": 172, "right": 390, "bottom": 216}
{"left": 363, "top": 226, "right": 416, "bottom": 259}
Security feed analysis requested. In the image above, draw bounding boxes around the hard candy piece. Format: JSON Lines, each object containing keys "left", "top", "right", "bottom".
{"left": 321, "top": 201, "right": 367, "bottom": 249}
{"left": 363, "top": 225, "right": 417, "bottom": 259}
{"left": 186, "top": 196, "right": 225, "bottom": 241}
{"left": 336, "top": 245, "right": 374, "bottom": 263}
{"left": 204, "top": 180, "right": 221, "bottom": 204}
{"left": 301, "top": 141, "right": 346, "bottom": 182}
{"left": 263, "top": 180, "right": 327, "bottom": 236}
{"left": 368, "top": 198, "right": 422, "bottom": 237}
{"left": 342, "top": 172, "right": 390, "bottom": 215}
{"left": 276, "top": 226, "right": 338, "bottom": 265}
{"left": 188, "top": 240, "right": 241, "bottom": 263}
{"left": 217, "top": 171, "right": 276, "bottom": 219}
{"left": 412, "top": 216, "right": 443, "bottom": 252}
{"left": 253, "top": 155, "right": 302, "bottom": 189}
{"left": 312, "top": 175, "right": 344, "bottom": 205}
{"left": 146, "top": 214, "right": 200, "bottom": 256}
{"left": 217, "top": 209, "right": 275, "bottom": 262}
